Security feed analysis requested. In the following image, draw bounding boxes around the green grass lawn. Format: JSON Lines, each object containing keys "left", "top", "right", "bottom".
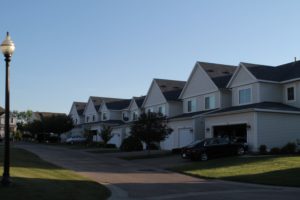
{"left": 0, "top": 147, "right": 110, "bottom": 200}
{"left": 172, "top": 155, "right": 300, "bottom": 187}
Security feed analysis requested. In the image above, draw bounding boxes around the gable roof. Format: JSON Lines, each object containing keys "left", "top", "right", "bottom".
{"left": 73, "top": 102, "right": 87, "bottom": 116}
{"left": 162, "top": 89, "right": 183, "bottom": 101}
{"left": 180, "top": 62, "right": 236, "bottom": 98}
{"left": 89, "top": 96, "right": 124, "bottom": 111}
{"left": 199, "top": 61, "right": 236, "bottom": 78}
{"left": 106, "top": 99, "right": 131, "bottom": 110}
{"left": 142, "top": 79, "right": 186, "bottom": 107}
{"left": 133, "top": 96, "right": 146, "bottom": 108}
{"left": 240, "top": 60, "right": 300, "bottom": 83}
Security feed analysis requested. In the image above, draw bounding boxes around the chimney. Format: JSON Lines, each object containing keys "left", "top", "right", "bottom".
{"left": 295, "top": 57, "right": 297, "bottom": 62}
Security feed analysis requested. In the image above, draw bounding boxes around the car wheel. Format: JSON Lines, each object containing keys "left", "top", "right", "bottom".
{"left": 237, "top": 147, "right": 245, "bottom": 155}
{"left": 200, "top": 153, "right": 208, "bottom": 161}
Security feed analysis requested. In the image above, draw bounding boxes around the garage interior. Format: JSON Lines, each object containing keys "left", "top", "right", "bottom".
{"left": 213, "top": 124, "right": 247, "bottom": 143}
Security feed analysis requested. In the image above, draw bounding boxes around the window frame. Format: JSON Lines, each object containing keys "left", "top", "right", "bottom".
{"left": 204, "top": 94, "right": 216, "bottom": 110}
{"left": 286, "top": 85, "right": 296, "bottom": 102}
{"left": 187, "top": 98, "right": 196, "bottom": 113}
{"left": 238, "top": 87, "right": 252, "bottom": 105}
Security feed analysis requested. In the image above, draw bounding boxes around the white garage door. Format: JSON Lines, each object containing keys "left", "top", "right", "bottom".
{"left": 178, "top": 128, "right": 194, "bottom": 148}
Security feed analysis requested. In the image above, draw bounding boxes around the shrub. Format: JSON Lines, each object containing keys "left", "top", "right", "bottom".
{"left": 120, "top": 136, "right": 143, "bottom": 152}
{"left": 259, "top": 145, "right": 268, "bottom": 154}
{"left": 281, "top": 142, "right": 297, "bottom": 154}
{"left": 146, "top": 143, "right": 159, "bottom": 150}
{"left": 105, "top": 144, "right": 117, "bottom": 149}
{"left": 270, "top": 147, "right": 281, "bottom": 155}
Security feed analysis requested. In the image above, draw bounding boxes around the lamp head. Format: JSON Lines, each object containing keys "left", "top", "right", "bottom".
{"left": 1, "top": 32, "right": 15, "bottom": 57}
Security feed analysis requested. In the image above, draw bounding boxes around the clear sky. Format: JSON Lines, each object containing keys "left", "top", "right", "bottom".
{"left": 0, "top": 0, "right": 300, "bottom": 113}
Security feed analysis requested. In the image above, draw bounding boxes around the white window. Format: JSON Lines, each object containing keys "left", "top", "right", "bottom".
{"left": 187, "top": 99, "right": 196, "bottom": 112}
{"left": 102, "top": 112, "right": 107, "bottom": 120}
{"left": 204, "top": 95, "right": 216, "bottom": 110}
{"left": 86, "top": 116, "right": 90, "bottom": 123}
{"left": 239, "top": 88, "right": 252, "bottom": 105}
{"left": 132, "top": 111, "right": 138, "bottom": 121}
{"left": 287, "top": 86, "right": 295, "bottom": 101}
{"left": 158, "top": 105, "right": 166, "bottom": 115}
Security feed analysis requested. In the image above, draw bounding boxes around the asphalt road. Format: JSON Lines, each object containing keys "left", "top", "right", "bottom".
{"left": 16, "top": 143, "right": 300, "bottom": 200}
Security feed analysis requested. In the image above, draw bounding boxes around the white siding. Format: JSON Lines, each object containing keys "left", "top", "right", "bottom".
{"left": 257, "top": 112, "right": 300, "bottom": 149}
{"left": 163, "top": 119, "right": 194, "bottom": 150}
{"left": 220, "top": 90, "right": 232, "bottom": 108}
{"left": 143, "top": 81, "right": 166, "bottom": 107}
{"left": 230, "top": 66, "right": 257, "bottom": 88}
{"left": 84, "top": 98, "right": 100, "bottom": 122}
{"left": 181, "top": 65, "right": 218, "bottom": 99}
{"left": 232, "top": 83, "right": 260, "bottom": 106}
{"left": 283, "top": 81, "right": 300, "bottom": 108}
{"left": 183, "top": 91, "right": 220, "bottom": 113}
{"left": 259, "top": 82, "right": 282, "bottom": 103}
{"left": 168, "top": 102, "right": 183, "bottom": 117}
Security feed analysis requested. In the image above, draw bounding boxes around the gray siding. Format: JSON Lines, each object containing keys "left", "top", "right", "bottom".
{"left": 220, "top": 90, "right": 231, "bottom": 108}
{"left": 259, "top": 82, "right": 282, "bottom": 103}
{"left": 257, "top": 112, "right": 300, "bottom": 149}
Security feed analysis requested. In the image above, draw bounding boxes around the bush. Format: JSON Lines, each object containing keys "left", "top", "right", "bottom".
{"left": 270, "top": 147, "right": 281, "bottom": 154}
{"left": 105, "top": 144, "right": 117, "bottom": 149}
{"left": 120, "top": 136, "right": 143, "bottom": 152}
{"left": 146, "top": 143, "right": 159, "bottom": 150}
{"left": 281, "top": 142, "right": 297, "bottom": 154}
{"left": 259, "top": 145, "right": 268, "bottom": 154}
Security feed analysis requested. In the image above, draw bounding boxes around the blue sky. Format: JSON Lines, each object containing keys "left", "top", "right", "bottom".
{"left": 0, "top": 0, "right": 300, "bottom": 113}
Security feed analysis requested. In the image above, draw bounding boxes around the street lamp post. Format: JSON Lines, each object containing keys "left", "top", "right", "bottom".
{"left": 1, "top": 32, "right": 15, "bottom": 186}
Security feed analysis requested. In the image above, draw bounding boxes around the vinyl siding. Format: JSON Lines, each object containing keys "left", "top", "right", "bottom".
{"left": 257, "top": 112, "right": 300, "bottom": 149}
{"left": 259, "top": 82, "right": 282, "bottom": 103}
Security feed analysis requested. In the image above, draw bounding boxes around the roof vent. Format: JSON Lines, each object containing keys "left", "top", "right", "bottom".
{"left": 222, "top": 71, "right": 230, "bottom": 74}
{"left": 206, "top": 69, "right": 214, "bottom": 72}
{"left": 160, "top": 85, "right": 166, "bottom": 88}
{"left": 173, "top": 86, "right": 180, "bottom": 89}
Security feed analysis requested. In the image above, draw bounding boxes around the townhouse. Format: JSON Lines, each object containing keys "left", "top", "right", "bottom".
{"left": 109, "top": 96, "right": 145, "bottom": 147}
{"left": 69, "top": 102, "right": 87, "bottom": 136}
{"left": 0, "top": 106, "right": 17, "bottom": 139}
{"left": 68, "top": 60, "right": 300, "bottom": 152}
{"left": 165, "top": 62, "right": 236, "bottom": 150}
{"left": 205, "top": 61, "right": 300, "bottom": 151}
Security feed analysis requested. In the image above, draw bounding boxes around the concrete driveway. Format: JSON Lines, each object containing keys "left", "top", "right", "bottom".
{"left": 16, "top": 143, "right": 300, "bottom": 200}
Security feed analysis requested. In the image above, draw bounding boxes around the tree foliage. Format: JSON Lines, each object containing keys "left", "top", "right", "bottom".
{"left": 100, "top": 126, "right": 113, "bottom": 146}
{"left": 130, "top": 112, "right": 172, "bottom": 150}
{"left": 25, "top": 115, "right": 74, "bottom": 140}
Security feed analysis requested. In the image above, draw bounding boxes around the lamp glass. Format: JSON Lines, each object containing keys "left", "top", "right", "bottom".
{"left": 1, "top": 34, "right": 15, "bottom": 56}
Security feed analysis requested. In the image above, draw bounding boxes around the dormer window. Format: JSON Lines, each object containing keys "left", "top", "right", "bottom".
{"left": 287, "top": 86, "right": 295, "bottom": 101}
{"left": 239, "top": 87, "right": 252, "bottom": 105}
{"left": 102, "top": 112, "right": 107, "bottom": 121}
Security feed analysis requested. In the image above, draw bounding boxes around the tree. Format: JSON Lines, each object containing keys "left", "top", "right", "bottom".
{"left": 25, "top": 115, "right": 74, "bottom": 142}
{"left": 100, "top": 126, "right": 113, "bottom": 147}
{"left": 130, "top": 112, "right": 172, "bottom": 153}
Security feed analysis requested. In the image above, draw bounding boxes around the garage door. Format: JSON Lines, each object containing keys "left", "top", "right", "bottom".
{"left": 178, "top": 128, "right": 194, "bottom": 148}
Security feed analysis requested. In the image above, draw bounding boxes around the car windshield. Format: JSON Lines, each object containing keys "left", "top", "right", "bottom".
{"left": 186, "top": 140, "right": 205, "bottom": 148}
